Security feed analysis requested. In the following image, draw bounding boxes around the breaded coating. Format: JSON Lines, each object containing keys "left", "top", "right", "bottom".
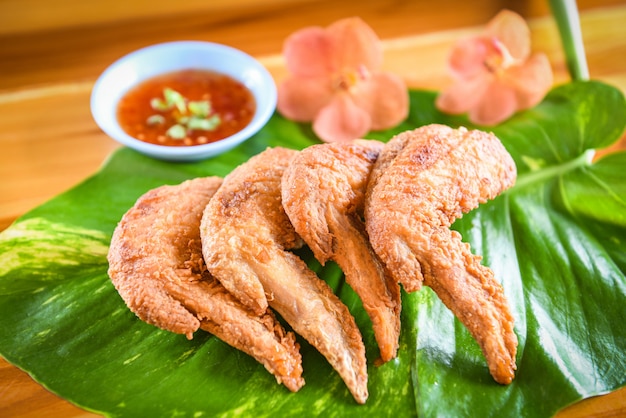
{"left": 281, "top": 140, "right": 402, "bottom": 363}
{"left": 201, "top": 147, "right": 369, "bottom": 404}
{"left": 107, "top": 177, "right": 304, "bottom": 392}
{"left": 365, "top": 124, "right": 518, "bottom": 384}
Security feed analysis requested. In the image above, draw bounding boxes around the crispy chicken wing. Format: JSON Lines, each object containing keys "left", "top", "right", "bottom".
{"left": 107, "top": 177, "right": 304, "bottom": 392}
{"left": 365, "top": 124, "right": 518, "bottom": 384}
{"left": 201, "top": 147, "right": 369, "bottom": 403}
{"left": 281, "top": 140, "right": 402, "bottom": 363}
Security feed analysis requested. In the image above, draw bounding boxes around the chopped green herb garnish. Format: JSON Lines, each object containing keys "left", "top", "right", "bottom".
{"left": 149, "top": 88, "right": 222, "bottom": 139}
{"left": 166, "top": 124, "right": 187, "bottom": 139}
{"left": 187, "top": 114, "right": 221, "bottom": 131}
{"left": 146, "top": 114, "right": 166, "bottom": 125}
{"left": 150, "top": 97, "right": 170, "bottom": 112}
{"left": 188, "top": 101, "right": 211, "bottom": 117}
{"left": 163, "top": 88, "right": 187, "bottom": 114}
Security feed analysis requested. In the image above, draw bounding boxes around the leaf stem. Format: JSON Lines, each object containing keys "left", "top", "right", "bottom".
{"left": 549, "top": 0, "right": 590, "bottom": 81}
{"left": 510, "top": 149, "right": 595, "bottom": 192}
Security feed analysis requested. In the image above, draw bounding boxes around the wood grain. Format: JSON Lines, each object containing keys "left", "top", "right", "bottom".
{"left": 1, "top": 0, "right": 625, "bottom": 416}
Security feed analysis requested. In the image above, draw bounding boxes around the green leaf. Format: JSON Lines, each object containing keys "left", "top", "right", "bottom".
{"left": 0, "top": 81, "right": 625, "bottom": 417}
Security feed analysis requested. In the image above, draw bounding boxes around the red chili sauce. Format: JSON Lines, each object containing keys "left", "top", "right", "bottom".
{"left": 117, "top": 69, "right": 256, "bottom": 146}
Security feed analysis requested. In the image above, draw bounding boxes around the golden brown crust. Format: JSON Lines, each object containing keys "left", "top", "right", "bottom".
{"left": 201, "top": 147, "right": 369, "bottom": 403}
{"left": 107, "top": 177, "right": 304, "bottom": 392}
{"left": 365, "top": 124, "right": 518, "bottom": 384}
{"left": 281, "top": 139, "right": 402, "bottom": 363}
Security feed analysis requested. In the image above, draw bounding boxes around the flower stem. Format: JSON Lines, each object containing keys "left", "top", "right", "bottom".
{"left": 548, "top": 0, "right": 589, "bottom": 81}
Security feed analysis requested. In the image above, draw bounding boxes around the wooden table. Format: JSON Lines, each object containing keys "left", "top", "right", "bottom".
{"left": 1, "top": 0, "right": 625, "bottom": 416}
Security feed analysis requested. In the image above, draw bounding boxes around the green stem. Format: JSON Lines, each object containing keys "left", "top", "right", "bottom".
{"left": 548, "top": 0, "right": 590, "bottom": 81}
{"left": 511, "top": 149, "right": 595, "bottom": 192}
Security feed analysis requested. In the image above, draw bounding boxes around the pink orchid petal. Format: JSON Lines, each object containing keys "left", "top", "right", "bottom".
{"left": 448, "top": 37, "right": 490, "bottom": 79}
{"left": 352, "top": 72, "right": 409, "bottom": 130}
{"left": 327, "top": 17, "right": 383, "bottom": 71}
{"left": 279, "top": 17, "right": 406, "bottom": 136}
{"left": 439, "top": 10, "right": 552, "bottom": 125}
{"left": 436, "top": 73, "right": 491, "bottom": 114}
{"left": 506, "top": 53, "right": 554, "bottom": 108}
{"left": 485, "top": 10, "right": 530, "bottom": 61}
{"left": 277, "top": 76, "right": 334, "bottom": 122}
{"left": 313, "top": 93, "right": 371, "bottom": 142}
{"left": 468, "top": 80, "right": 518, "bottom": 126}
{"left": 283, "top": 26, "right": 335, "bottom": 77}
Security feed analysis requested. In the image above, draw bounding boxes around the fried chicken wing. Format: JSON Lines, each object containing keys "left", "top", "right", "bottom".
{"left": 365, "top": 124, "right": 518, "bottom": 384}
{"left": 107, "top": 177, "right": 304, "bottom": 392}
{"left": 201, "top": 147, "right": 369, "bottom": 403}
{"left": 281, "top": 140, "right": 402, "bottom": 363}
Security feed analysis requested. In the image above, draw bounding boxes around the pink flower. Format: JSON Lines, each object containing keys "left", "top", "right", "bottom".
{"left": 277, "top": 17, "right": 409, "bottom": 142}
{"left": 436, "top": 10, "right": 553, "bottom": 126}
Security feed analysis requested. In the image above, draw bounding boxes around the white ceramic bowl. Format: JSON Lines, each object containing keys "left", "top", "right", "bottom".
{"left": 90, "top": 41, "right": 276, "bottom": 162}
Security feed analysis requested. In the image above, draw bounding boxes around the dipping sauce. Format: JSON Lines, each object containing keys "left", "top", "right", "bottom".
{"left": 117, "top": 69, "right": 256, "bottom": 146}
